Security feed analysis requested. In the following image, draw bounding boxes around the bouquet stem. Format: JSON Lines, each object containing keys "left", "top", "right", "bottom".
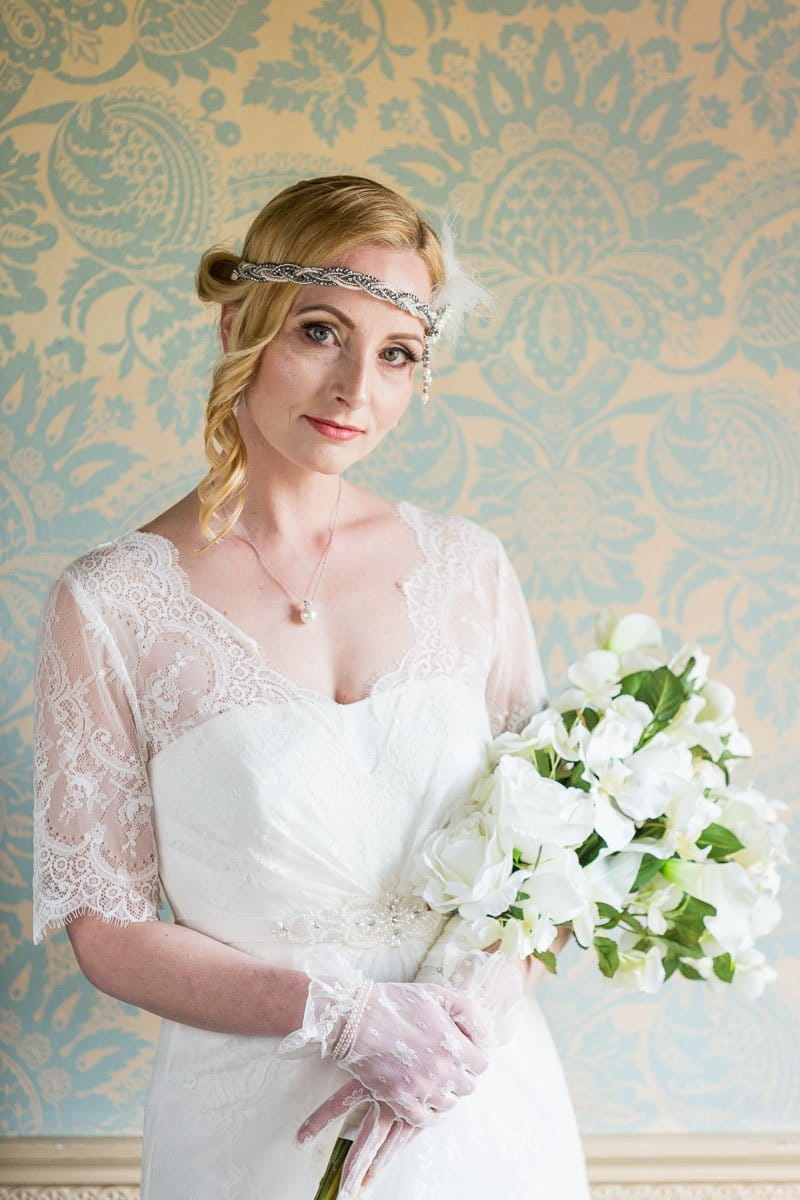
{"left": 314, "top": 1137, "right": 354, "bottom": 1200}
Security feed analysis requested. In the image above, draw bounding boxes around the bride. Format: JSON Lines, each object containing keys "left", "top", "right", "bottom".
{"left": 32, "top": 174, "right": 591, "bottom": 1198}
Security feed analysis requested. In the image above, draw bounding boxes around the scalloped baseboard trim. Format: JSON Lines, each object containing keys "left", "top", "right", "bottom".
{"left": 0, "top": 1134, "right": 798, "bottom": 1197}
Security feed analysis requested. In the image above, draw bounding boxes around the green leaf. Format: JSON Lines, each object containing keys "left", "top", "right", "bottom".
{"left": 676, "top": 656, "right": 696, "bottom": 687}
{"left": 632, "top": 853, "right": 664, "bottom": 891}
{"left": 508, "top": 905, "right": 524, "bottom": 921}
{"left": 577, "top": 831, "right": 607, "bottom": 867}
{"left": 713, "top": 953, "right": 735, "bottom": 982}
{"left": 661, "top": 936, "right": 704, "bottom": 958}
{"left": 583, "top": 708, "right": 600, "bottom": 732}
{"left": 678, "top": 961, "right": 703, "bottom": 981}
{"left": 597, "top": 902, "right": 622, "bottom": 927}
{"left": 561, "top": 709, "right": 578, "bottom": 732}
{"left": 637, "top": 666, "right": 688, "bottom": 728}
{"left": 533, "top": 949, "right": 557, "bottom": 974}
{"left": 594, "top": 936, "right": 620, "bottom": 978}
{"left": 533, "top": 748, "right": 551, "bottom": 777}
{"left": 618, "top": 670, "right": 651, "bottom": 699}
{"left": 697, "top": 822, "right": 745, "bottom": 860}
{"left": 663, "top": 955, "right": 680, "bottom": 981}
{"left": 565, "top": 761, "right": 590, "bottom": 792}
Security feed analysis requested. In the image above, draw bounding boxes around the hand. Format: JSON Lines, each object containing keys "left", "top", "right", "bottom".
{"left": 297, "top": 1079, "right": 416, "bottom": 1200}
{"left": 322, "top": 977, "right": 492, "bottom": 1125}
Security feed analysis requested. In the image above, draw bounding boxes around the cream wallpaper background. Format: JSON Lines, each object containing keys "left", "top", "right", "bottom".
{"left": 0, "top": 0, "right": 798, "bottom": 1141}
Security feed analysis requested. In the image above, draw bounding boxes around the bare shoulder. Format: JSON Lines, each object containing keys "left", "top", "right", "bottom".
{"left": 137, "top": 489, "right": 204, "bottom": 554}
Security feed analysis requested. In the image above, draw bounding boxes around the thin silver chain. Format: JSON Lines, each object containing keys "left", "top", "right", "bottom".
{"left": 234, "top": 476, "right": 343, "bottom": 621}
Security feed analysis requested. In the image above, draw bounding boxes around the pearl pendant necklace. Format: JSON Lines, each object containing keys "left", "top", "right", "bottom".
{"left": 235, "top": 477, "right": 342, "bottom": 625}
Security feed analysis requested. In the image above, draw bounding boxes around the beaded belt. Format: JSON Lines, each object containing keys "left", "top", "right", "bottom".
{"left": 271, "top": 891, "right": 445, "bottom": 949}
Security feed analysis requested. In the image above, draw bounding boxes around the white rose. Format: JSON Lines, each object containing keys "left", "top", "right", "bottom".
{"left": 487, "top": 755, "right": 595, "bottom": 857}
{"left": 415, "top": 812, "right": 517, "bottom": 922}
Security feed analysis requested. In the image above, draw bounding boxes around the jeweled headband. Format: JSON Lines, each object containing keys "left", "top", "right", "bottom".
{"left": 230, "top": 259, "right": 454, "bottom": 405}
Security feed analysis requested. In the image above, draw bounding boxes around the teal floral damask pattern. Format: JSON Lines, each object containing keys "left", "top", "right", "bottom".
{"left": 374, "top": 21, "right": 731, "bottom": 388}
{"left": 0, "top": 135, "right": 57, "bottom": 334}
{"left": 0, "top": 0, "right": 798, "bottom": 1140}
{"left": 0, "top": 0, "right": 270, "bottom": 87}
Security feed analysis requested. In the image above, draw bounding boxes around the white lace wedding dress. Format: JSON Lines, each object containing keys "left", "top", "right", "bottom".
{"left": 33, "top": 499, "right": 591, "bottom": 1199}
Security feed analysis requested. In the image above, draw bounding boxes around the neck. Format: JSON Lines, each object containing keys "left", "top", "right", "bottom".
{"left": 231, "top": 401, "right": 349, "bottom": 548}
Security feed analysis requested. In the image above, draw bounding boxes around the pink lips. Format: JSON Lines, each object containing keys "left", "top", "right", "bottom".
{"left": 305, "top": 417, "right": 363, "bottom": 441}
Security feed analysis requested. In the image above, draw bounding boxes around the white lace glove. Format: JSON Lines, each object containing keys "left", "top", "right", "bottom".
{"left": 285, "top": 973, "right": 493, "bottom": 1126}
{"left": 298, "top": 936, "right": 570, "bottom": 1198}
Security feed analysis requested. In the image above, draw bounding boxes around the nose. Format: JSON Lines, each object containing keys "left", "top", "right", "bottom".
{"left": 332, "top": 344, "right": 371, "bottom": 407}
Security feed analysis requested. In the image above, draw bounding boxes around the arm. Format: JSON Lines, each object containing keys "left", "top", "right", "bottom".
{"left": 33, "top": 571, "right": 307, "bottom": 1038}
{"left": 66, "top": 913, "right": 310, "bottom": 1037}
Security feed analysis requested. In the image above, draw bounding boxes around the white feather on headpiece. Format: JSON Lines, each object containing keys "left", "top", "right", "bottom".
{"left": 432, "top": 208, "right": 495, "bottom": 347}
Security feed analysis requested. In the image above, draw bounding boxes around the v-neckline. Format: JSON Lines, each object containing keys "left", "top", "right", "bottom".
{"left": 128, "top": 498, "right": 428, "bottom": 710}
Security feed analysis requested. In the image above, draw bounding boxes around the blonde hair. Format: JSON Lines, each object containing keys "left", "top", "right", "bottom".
{"left": 194, "top": 175, "right": 446, "bottom": 544}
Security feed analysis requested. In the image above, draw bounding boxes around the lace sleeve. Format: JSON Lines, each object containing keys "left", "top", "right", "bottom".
{"left": 485, "top": 537, "right": 548, "bottom": 738}
{"left": 32, "top": 571, "right": 161, "bottom": 944}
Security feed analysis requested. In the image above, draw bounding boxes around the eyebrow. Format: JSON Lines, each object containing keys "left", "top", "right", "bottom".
{"left": 294, "top": 302, "right": 424, "bottom": 347}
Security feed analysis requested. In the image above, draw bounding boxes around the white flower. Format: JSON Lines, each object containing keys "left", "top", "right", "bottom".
{"left": 694, "top": 759, "right": 727, "bottom": 791}
{"left": 616, "top": 736, "right": 694, "bottom": 824}
{"left": 584, "top": 695, "right": 653, "bottom": 772}
{"left": 659, "top": 779, "right": 721, "bottom": 860}
{"left": 414, "top": 811, "right": 517, "bottom": 922}
{"left": 728, "top": 947, "right": 778, "bottom": 999}
{"left": 605, "top": 929, "right": 666, "bottom": 993}
{"left": 600, "top": 612, "right": 663, "bottom": 657}
{"left": 498, "top": 845, "right": 592, "bottom": 956}
{"left": 715, "top": 785, "right": 788, "bottom": 876}
{"left": 633, "top": 875, "right": 684, "bottom": 935}
{"left": 488, "top": 706, "right": 583, "bottom": 766}
{"left": 669, "top": 643, "right": 710, "bottom": 691}
{"left": 588, "top": 777, "right": 636, "bottom": 852}
{"left": 556, "top": 649, "right": 621, "bottom": 714}
{"left": 582, "top": 847, "right": 645, "bottom": 906}
{"left": 667, "top": 682, "right": 745, "bottom": 762}
{"left": 662, "top": 859, "right": 758, "bottom": 956}
{"left": 485, "top": 755, "right": 595, "bottom": 857}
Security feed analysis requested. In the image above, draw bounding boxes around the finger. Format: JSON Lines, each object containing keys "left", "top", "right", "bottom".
{"left": 338, "top": 1103, "right": 392, "bottom": 1200}
{"left": 297, "top": 1079, "right": 370, "bottom": 1145}
{"left": 444, "top": 992, "right": 495, "bottom": 1047}
{"left": 362, "top": 1122, "right": 417, "bottom": 1187}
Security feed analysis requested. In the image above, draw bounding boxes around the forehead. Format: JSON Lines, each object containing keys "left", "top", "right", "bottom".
{"left": 287, "top": 242, "right": 433, "bottom": 332}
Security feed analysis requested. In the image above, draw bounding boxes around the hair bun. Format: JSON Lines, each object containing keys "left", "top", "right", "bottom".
{"left": 196, "top": 246, "right": 243, "bottom": 302}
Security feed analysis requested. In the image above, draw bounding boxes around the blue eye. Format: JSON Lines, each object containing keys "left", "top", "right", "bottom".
{"left": 303, "top": 322, "right": 334, "bottom": 343}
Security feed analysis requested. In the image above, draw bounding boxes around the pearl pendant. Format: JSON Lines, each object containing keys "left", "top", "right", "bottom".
{"left": 300, "top": 600, "right": 317, "bottom": 624}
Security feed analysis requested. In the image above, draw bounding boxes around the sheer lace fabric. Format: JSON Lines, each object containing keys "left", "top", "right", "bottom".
{"left": 33, "top": 501, "right": 547, "bottom": 945}
{"left": 31, "top": 499, "right": 589, "bottom": 1199}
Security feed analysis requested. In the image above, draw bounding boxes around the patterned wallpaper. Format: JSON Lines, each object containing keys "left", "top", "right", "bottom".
{"left": 1, "top": 0, "right": 798, "bottom": 1138}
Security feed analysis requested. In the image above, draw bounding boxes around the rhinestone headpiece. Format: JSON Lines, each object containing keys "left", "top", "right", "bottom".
{"left": 230, "top": 259, "right": 453, "bottom": 405}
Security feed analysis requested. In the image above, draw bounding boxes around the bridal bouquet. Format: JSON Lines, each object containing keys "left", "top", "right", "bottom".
{"left": 315, "top": 612, "right": 786, "bottom": 1198}
{"left": 412, "top": 612, "right": 785, "bottom": 996}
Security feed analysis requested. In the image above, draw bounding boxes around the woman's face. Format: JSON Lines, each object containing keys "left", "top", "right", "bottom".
{"left": 233, "top": 242, "right": 434, "bottom": 476}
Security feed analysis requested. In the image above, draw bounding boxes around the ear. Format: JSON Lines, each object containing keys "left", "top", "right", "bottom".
{"left": 220, "top": 301, "right": 237, "bottom": 353}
